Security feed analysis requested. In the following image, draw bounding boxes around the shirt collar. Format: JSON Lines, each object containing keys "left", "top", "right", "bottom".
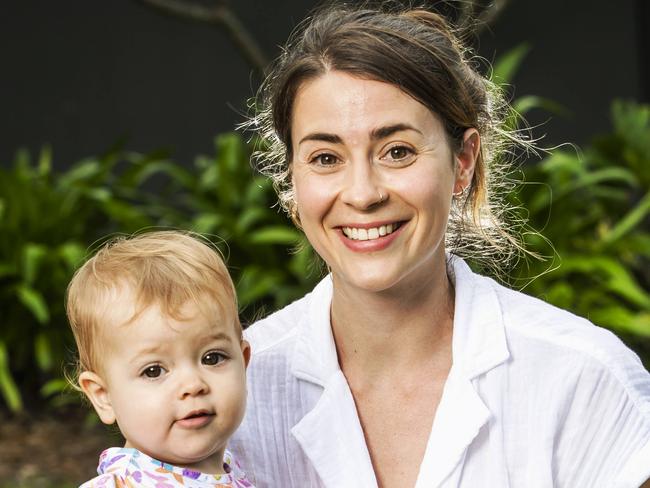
{"left": 448, "top": 255, "right": 510, "bottom": 378}
{"left": 291, "top": 256, "right": 510, "bottom": 385}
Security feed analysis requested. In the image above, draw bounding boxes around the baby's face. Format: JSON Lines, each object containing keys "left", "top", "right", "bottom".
{"left": 96, "top": 296, "right": 249, "bottom": 473}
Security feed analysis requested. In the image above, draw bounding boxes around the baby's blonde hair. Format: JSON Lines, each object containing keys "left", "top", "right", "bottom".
{"left": 66, "top": 231, "right": 239, "bottom": 380}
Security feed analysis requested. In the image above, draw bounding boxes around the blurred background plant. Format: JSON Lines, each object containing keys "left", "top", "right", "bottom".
{"left": 2, "top": 1, "right": 649, "bottom": 485}
{"left": 0, "top": 132, "right": 320, "bottom": 416}
{"left": 2, "top": 100, "right": 648, "bottom": 418}
{"left": 508, "top": 100, "right": 650, "bottom": 363}
{"left": 490, "top": 45, "right": 650, "bottom": 366}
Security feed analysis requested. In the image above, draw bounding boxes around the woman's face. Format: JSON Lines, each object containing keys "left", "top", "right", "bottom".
{"left": 290, "top": 71, "right": 477, "bottom": 294}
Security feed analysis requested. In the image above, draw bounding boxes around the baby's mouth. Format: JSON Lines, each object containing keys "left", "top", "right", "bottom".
{"left": 181, "top": 410, "right": 213, "bottom": 420}
{"left": 341, "top": 222, "right": 403, "bottom": 241}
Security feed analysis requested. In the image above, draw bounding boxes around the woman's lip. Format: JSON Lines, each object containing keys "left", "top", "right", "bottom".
{"left": 338, "top": 221, "right": 406, "bottom": 252}
{"left": 339, "top": 221, "right": 405, "bottom": 241}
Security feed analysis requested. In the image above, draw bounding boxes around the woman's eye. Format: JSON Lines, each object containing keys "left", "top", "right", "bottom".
{"left": 202, "top": 351, "right": 227, "bottom": 366}
{"left": 142, "top": 365, "right": 165, "bottom": 379}
{"left": 386, "top": 146, "right": 414, "bottom": 161}
{"left": 311, "top": 153, "right": 339, "bottom": 166}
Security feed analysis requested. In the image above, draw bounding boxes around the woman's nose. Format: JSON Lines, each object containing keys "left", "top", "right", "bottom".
{"left": 339, "top": 159, "right": 385, "bottom": 210}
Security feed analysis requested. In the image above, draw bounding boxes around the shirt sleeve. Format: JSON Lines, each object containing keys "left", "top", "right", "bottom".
{"left": 553, "top": 351, "right": 650, "bottom": 488}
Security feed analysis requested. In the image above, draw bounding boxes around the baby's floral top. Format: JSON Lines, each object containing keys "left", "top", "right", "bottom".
{"left": 79, "top": 447, "right": 255, "bottom": 488}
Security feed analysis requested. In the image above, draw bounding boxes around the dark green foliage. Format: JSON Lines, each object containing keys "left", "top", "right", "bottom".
{"left": 509, "top": 101, "right": 650, "bottom": 363}
{"left": 0, "top": 134, "right": 320, "bottom": 413}
{"left": 2, "top": 104, "right": 649, "bottom": 413}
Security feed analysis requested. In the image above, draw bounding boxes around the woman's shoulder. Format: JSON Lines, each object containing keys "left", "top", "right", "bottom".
{"left": 243, "top": 275, "right": 332, "bottom": 356}
{"left": 477, "top": 272, "right": 650, "bottom": 407}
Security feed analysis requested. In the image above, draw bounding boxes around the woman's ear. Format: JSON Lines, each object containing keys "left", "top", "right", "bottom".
{"left": 79, "top": 371, "right": 116, "bottom": 425}
{"left": 454, "top": 128, "right": 480, "bottom": 193}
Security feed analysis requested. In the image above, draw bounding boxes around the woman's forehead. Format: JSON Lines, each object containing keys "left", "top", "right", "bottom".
{"left": 291, "top": 71, "right": 441, "bottom": 142}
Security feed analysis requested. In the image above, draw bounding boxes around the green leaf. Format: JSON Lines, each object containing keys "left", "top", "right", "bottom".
{"left": 191, "top": 214, "right": 223, "bottom": 234}
{"left": 216, "top": 132, "right": 246, "bottom": 173}
{"left": 236, "top": 207, "right": 271, "bottom": 234}
{"left": 558, "top": 256, "right": 650, "bottom": 309}
{"left": 513, "top": 96, "right": 569, "bottom": 117}
{"left": 22, "top": 242, "right": 48, "bottom": 285}
{"left": 237, "top": 268, "right": 283, "bottom": 306}
{"left": 249, "top": 226, "right": 301, "bottom": 245}
{"left": 58, "top": 242, "right": 87, "bottom": 271}
{"left": 492, "top": 43, "right": 530, "bottom": 84}
{"left": 41, "top": 378, "right": 70, "bottom": 397}
{"left": 57, "top": 160, "right": 102, "bottom": 188}
{"left": 35, "top": 332, "right": 53, "bottom": 371}
{"left": 16, "top": 284, "right": 50, "bottom": 324}
{"left": 600, "top": 190, "right": 650, "bottom": 246}
{"left": 37, "top": 145, "right": 52, "bottom": 176}
{"left": 0, "top": 341, "right": 23, "bottom": 412}
{"left": 589, "top": 307, "right": 650, "bottom": 338}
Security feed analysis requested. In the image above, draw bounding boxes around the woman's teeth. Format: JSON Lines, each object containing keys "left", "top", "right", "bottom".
{"left": 342, "top": 223, "right": 398, "bottom": 241}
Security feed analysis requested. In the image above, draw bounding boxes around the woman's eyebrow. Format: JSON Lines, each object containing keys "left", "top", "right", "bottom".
{"left": 298, "top": 124, "right": 422, "bottom": 146}
{"left": 298, "top": 132, "right": 342, "bottom": 145}
{"left": 370, "top": 123, "right": 422, "bottom": 140}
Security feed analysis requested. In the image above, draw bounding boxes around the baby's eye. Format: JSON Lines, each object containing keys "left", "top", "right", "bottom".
{"left": 202, "top": 351, "right": 227, "bottom": 366}
{"left": 141, "top": 365, "right": 165, "bottom": 379}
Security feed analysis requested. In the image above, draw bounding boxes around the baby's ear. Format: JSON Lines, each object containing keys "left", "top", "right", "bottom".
{"left": 241, "top": 339, "right": 251, "bottom": 369}
{"left": 79, "top": 371, "right": 116, "bottom": 425}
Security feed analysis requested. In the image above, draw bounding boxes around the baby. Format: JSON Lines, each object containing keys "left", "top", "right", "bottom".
{"left": 66, "top": 231, "right": 254, "bottom": 487}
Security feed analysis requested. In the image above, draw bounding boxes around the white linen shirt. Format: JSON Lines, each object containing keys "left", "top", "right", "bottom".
{"left": 229, "top": 257, "right": 650, "bottom": 487}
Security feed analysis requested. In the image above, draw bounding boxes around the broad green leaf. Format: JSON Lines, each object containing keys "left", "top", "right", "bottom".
{"left": 249, "top": 226, "right": 301, "bottom": 245}
{"left": 492, "top": 43, "right": 530, "bottom": 84}
{"left": 216, "top": 132, "right": 246, "bottom": 173}
{"left": 237, "top": 268, "right": 283, "bottom": 306}
{"left": 37, "top": 145, "right": 52, "bottom": 176}
{"left": 57, "top": 160, "right": 102, "bottom": 188}
{"left": 236, "top": 207, "right": 271, "bottom": 234}
{"left": 0, "top": 341, "right": 22, "bottom": 412}
{"left": 58, "top": 242, "right": 87, "bottom": 270}
{"left": 513, "top": 96, "right": 568, "bottom": 117}
{"left": 35, "top": 332, "right": 53, "bottom": 371}
{"left": 16, "top": 284, "right": 50, "bottom": 324}
{"left": 589, "top": 307, "right": 650, "bottom": 338}
{"left": 191, "top": 214, "right": 223, "bottom": 234}
{"left": 121, "top": 159, "right": 194, "bottom": 189}
{"left": 600, "top": 191, "right": 650, "bottom": 246}
{"left": 22, "top": 242, "right": 48, "bottom": 285}
{"left": 558, "top": 256, "right": 650, "bottom": 309}
{"left": 84, "top": 187, "right": 112, "bottom": 202}
{"left": 41, "top": 378, "right": 69, "bottom": 397}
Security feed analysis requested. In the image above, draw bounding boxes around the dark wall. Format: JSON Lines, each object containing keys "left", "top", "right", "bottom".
{"left": 1, "top": 1, "right": 645, "bottom": 168}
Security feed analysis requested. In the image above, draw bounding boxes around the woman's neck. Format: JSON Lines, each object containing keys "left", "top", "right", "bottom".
{"left": 330, "top": 263, "right": 454, "bottom": 383}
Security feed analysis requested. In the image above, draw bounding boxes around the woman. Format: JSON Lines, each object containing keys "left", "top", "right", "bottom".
{"left": 229, "top": 3, "right": 650, "bottom": 487}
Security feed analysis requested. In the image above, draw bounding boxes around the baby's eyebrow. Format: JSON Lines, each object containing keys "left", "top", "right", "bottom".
{"left": 204, "top": 331, "right": 234, "bottom": 343}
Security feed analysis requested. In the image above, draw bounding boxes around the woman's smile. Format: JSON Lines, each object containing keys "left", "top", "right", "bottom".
{"left": 290, "top": 71, "right": 471, "bottom": 293}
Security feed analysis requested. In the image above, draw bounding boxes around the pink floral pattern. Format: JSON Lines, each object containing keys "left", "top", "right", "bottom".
{"left": 80, "top": 448, "right": 254, "bottom": 488}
